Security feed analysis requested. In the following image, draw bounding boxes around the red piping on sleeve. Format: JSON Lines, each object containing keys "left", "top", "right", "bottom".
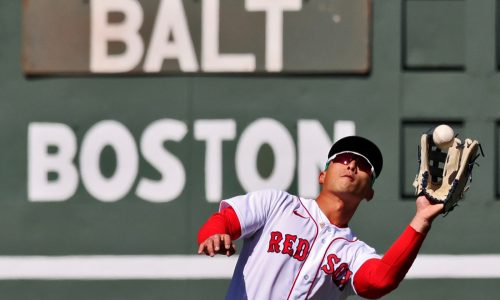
{"left": 354, "top": 226, "right": 426, "bottom": 299}
{"left": 197, "top": 206, "right": 242, "bottom": 245}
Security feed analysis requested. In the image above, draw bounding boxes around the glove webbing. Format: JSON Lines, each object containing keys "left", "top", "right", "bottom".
{"left": 428, "top": 145, "right": 447, "bottom": 184}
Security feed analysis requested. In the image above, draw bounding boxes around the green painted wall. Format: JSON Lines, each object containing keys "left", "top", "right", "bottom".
{"left": 1, "top": 0, "right": 499, "bottom": 299}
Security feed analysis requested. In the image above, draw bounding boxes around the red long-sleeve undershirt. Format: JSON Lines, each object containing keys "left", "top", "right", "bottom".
{"left": 197, "top": 207, "right": 425, "bottom": 299}
{"left": 353, "top": 225, "right": 425, "bottom": 299}
{"left": 197, "top": 206, "right": 242, "bottom": 244}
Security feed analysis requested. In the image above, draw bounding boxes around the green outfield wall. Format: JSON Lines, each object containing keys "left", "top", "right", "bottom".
{"left": 1, "top": 0, "right": 500, "bottom": 299}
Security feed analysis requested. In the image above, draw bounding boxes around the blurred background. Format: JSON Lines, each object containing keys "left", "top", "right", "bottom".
{"left": 1, "top": 0, "right": 499, "bottom": 299}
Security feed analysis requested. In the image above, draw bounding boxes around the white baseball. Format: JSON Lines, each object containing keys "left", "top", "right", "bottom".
{"left": 433, "top": 124, "right": 455, "bottom": 150}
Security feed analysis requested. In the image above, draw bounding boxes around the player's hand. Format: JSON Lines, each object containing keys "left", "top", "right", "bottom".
{"left": 410, "top": 195, "right": 445, "bottom": 233}
{"left": 197, "top": 234, "right": 236, "bottom": 257}
{"left": 415, "top": 195, "right": 445, "bottom": 220}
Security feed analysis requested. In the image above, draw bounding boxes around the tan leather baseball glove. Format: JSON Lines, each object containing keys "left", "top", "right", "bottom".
{"left": 413, "top": 130, "right": 483, "bottom": 215}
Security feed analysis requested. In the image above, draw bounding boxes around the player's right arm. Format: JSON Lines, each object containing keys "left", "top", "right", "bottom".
{"left": 197, "top": 189, "right": 285, "bottom": 257}
{"left": 197, "top": 206, "right": 241, "bottom": 257}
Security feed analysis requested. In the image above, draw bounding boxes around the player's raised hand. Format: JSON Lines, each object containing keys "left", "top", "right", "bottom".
{"left": 198, "top": 234, "right": 236, "bottom": 257}
{"left": 410, "top": 195, "right": 445, "bottom": 234}
{"left": 415, "top": 195, "right": 445, "bottom": 220}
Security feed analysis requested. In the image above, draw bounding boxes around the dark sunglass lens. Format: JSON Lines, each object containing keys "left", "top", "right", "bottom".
{"left": 333, "top": 153, "right": 372, "bottom": 174}
{"left": 334, "top": 153, "right": 352, "bottom": 165}
{"left": 357, "top": 159, "right": 371, "bottom": 173}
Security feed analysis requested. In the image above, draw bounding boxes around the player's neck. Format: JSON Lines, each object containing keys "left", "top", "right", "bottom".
{"left": 316, "top": 191, "right": 359, "bottom": 228}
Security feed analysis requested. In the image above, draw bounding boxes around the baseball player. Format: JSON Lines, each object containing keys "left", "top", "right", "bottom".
{"left": 197, "top": 136, "right": 444, "bottom": 299}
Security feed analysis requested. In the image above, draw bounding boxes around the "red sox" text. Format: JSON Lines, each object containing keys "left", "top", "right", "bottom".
{"left": 267, "top": 231, "right": 353, "bottom": 290}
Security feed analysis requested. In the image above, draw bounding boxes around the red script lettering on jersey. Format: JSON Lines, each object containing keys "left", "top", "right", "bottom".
{"left": 320, "top": 253, "right": 353, "bottom": 290}
{"left": 267, "top": 231, "right": 310, "bottom": 261}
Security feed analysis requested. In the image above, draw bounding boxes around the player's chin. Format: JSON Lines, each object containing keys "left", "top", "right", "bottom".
{"left": 334, "top": 181, "right": 359, "bottom": 192}
{"left": 338, "top": 185, "right": 368, "bottom": 198}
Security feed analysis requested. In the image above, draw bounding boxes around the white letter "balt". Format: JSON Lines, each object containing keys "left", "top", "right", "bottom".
{"left": 90, "top": 0, "right": 144, "bottom": 73}
{"left": 202, "top": 0, "right": 256, "bottom": 72}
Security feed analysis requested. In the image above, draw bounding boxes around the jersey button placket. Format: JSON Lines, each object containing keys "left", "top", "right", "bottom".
{"left": 290, "top": 224, "right": 323, "bottom": 298}
{"left": 322, "top": 225, "right": 333, "bottom": 242}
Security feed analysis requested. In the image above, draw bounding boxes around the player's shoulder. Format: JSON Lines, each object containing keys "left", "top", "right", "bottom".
{"left": 244, "top": 189, "right": 306, "bottom": 207}
{"left": 248, "top": 188, "right": 296, "bottom": 201}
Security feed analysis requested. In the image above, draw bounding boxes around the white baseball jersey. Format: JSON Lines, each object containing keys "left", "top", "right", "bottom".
{"left": 220, "top": 189, "right": 380, "bottom": 300}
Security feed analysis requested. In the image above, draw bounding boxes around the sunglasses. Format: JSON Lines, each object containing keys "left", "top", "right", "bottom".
{"left": 327, "top": 151, "right": 375, "bottom": 176}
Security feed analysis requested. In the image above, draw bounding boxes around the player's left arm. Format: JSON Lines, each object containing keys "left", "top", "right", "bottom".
{"left": 409, "top": 194, "right": 445, "bottom": 234}
{"left": 353, "top": 225, "right": 424, "bottom": 298}
{"left": 353, "top": 195, "right": 443, "bottom": 299}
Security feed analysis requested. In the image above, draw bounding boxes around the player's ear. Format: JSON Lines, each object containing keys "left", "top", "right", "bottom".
{"left": 318, "top": 171, "right": 326, "bottom": 185}
{"left": 319, "top": 161, "right": 330, "bottom": 184}
{"left": 365, "top": 188, "right": 374, "bottom": 201}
